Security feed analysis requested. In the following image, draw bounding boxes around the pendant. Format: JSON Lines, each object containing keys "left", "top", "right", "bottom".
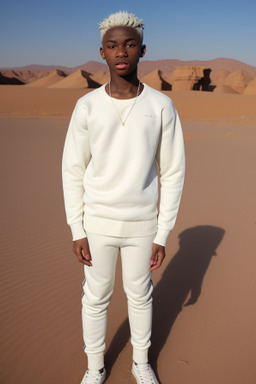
{"left": 122, "top": 122, "right": 125, "bottom": 126}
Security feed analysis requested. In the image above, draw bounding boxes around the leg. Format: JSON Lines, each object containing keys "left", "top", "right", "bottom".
{"left": 82, "top": 232, "right": 119, "bottom": 370}
{"left": 120, "top": 235, "right": 155, "bottom": 364}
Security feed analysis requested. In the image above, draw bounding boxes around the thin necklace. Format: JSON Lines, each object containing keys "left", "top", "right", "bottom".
{"left": 108, "top": 82, "right": 140, "bottom": 126}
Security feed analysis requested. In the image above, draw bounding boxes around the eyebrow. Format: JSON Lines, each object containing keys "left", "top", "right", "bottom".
{"left": 106, "top": 38, "right": 137, "bottom": 43}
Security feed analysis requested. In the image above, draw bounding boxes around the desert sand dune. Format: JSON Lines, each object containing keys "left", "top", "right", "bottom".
{"left": 161, "top": 72, "right": 174, "bottom": 86}
{"left": 25, "top": 69, "right": 67, "bottom": 87}
{"left": 211, "top": 70, "right": 230, "bottom": 86}
{"left": 243, "top": 78, "right": 256, "bottom": 95}
{"left": 213, "top": 84, "right": 239, "bottom": 94}
{"left": 224, "top": 70, "right": 254, "bottom": 93}
{"left": 141, "top": 69, "right": 172, "bottom": 91}
{"left": 141, "top": 69, "right": 163, "bottom": 90}
{"left": 49, "top": 69, "right": 101, "bottom": 89}
{"left": 91, "top": 71, "right": 110, "bottom": 85}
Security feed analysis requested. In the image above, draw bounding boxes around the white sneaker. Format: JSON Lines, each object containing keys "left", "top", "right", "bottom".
{"left": 81, "top": 368, "right": 106, "bottom": 384}
{"left": 132, "top": 362, "right": 159, "bottom": 384}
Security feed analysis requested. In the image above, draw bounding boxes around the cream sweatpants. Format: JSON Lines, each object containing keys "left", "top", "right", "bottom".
{"left": 82, "top": 232, "right": 155, "bottom": 370}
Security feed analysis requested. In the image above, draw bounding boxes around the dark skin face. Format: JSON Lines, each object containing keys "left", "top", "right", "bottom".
{"left": 100, "top": 26, "right": 146, "bottom": 99}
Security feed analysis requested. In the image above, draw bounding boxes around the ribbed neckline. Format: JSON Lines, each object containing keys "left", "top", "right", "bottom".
{"left": 101, "top": 83, "right": 147, "bottom": 104}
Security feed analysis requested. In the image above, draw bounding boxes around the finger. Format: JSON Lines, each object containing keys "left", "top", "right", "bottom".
{"left": 149, "top": 255, "right": 158, "bottom": 271}
{"left": 77, "top": 253, "right": 92, "bottom": 266}
{"left": 81, "top": 259, "right": 92, "bottom": 266}
{"left": 150, "top": 250, "right": 158, "bottom": 265}
{"left": 73, "top": 246, "right": 92, "bottom": 266}
{"left": 149, "top": 253, "right": 165, "bottom": 271}
{"left": 149, "top": 264, "right": 160, "bottom": 272}
{"left": 82, "top": 249, "right": 91, "bottom": 261}
{"left": 150, "top": 256, "right": 156, "bottom": 267}
{"left": 81, "top": 248, "right": 92, "bottom": 265}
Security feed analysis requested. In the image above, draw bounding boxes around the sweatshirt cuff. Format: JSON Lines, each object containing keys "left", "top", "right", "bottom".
{"left": 70, "top": 222, "right": 87, "bottom": 241}
{"left": 153, "top": 229, "right": 170, "bottom": 247}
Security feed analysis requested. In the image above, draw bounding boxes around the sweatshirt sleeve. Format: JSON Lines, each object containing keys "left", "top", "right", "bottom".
{"left": 62, "top": 100, "right": 91, "bottom": 241}
{"left": 154, "top": 102, "right": 185, "bottom": 246}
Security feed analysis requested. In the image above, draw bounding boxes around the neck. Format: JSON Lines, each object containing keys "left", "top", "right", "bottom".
{"left": 107, "top": 70, "right": 142, "bottom": 99}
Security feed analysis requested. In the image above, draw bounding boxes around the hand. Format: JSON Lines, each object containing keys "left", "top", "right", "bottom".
{"left": 73, "top": 237, "right": 92, "bottom": 266}
{"left": 149, "top": 243, "right": 165, "bottom": 272}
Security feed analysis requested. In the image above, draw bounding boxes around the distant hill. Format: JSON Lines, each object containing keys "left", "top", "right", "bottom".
{"left": 0, "top": 72, "right": 25, "bottom": 85}
{"left": 2, "top": 61, "right": 108, "bottom": 75}
{"left": 72, "top": 61, "right": 109, "bottom": 74}
{"left": 1, "top": 58, "right": 255, "bottom": 85}
{"left": 138, "top": 58, "right": 256, "bottom": 77}
{"left": 0, "top": 69, "right": 49, "bottom": 84}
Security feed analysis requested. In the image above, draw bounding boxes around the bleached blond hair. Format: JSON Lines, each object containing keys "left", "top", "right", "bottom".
{"left": 99, "top": 11, "right": 144, "bottom": 42}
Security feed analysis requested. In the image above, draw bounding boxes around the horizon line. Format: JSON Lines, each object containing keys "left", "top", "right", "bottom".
{"left": 1, "top": 57, "right": 256, "bottom": 70}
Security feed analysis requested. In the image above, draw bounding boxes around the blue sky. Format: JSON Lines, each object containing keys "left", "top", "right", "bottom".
{"left": 1, "top": 0, "right": 255, "bottom": 68}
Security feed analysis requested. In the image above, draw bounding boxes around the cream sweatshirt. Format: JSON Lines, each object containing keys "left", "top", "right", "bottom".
{"left": 62, "top": 84, "right": 185, "bottom": 246}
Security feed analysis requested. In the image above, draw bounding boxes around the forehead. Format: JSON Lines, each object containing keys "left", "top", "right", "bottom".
{"left": 103, "top": 26, "right": 141, "bottom": 43}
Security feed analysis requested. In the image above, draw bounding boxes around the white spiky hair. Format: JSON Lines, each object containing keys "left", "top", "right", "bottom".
{"left": 99, "top": 11, "right": 144, "bottom": 42}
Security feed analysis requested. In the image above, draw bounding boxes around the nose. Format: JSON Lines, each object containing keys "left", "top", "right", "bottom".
{"left": 116, "top": 45, "right": 128, "bottom": 57}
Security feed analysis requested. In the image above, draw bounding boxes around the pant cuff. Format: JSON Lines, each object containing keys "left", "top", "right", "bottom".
{"left": 133, "top": 348, "right": 148, "bottom": 364}
{"left": 87, "top": 353, "right": 104, "bottom": 370}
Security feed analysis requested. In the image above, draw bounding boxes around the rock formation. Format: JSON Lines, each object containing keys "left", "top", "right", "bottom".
{"left": 172, "top": 66, "right": 211, "bottom": 91}
{"left": 0, "top": 72, "right": 24, "bottom": 85}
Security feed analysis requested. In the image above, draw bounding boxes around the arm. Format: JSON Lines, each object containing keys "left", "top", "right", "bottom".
{"left": 150, "top": 105, "right": 184, "bottom": 271}
{"left": 153, "top": 102, "right": 185, "bottom": 250}
{"left": 62, "top": 100, "right": 91, "bottom": 242}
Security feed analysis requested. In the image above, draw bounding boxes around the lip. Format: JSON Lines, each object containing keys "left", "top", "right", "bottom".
{"left": 115, "top": 62, "right": 128, "bottom": 70}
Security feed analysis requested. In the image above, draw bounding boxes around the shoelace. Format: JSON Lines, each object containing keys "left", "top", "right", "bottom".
{"left": 83, "top": 370, "right": 103, "bottom": 384}
{"left": 135, "top": 364, "right": 155, "bottom": 383}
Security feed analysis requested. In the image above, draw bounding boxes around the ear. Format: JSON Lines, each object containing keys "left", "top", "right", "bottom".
{"left": 140, "top": 44, "right": 146, "bottom": 58}
{"left": 100, "top": 47, "right": 105, "bottom": 60}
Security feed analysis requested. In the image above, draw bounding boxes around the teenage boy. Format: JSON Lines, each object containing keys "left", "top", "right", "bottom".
{"left": 62, "top": 11, "right": 185, "bottom": 384}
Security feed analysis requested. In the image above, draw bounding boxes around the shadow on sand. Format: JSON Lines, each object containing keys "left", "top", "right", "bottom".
{"left": 105, "top": 225, "right": 225, "bottom": 382}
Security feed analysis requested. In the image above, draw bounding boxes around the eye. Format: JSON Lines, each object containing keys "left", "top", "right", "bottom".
{"left": 107, "top": 45, "right": 116, "bottom": 49}
{"left": 126, "top": 43, "right": 136, "bottom": 48}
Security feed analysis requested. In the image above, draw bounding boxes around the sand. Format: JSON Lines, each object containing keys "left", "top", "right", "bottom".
{"left": 0, "top": 85, "right": 256, "bottom": 384}
{"left": 25, "top": 69, "right": 66, "bottom": 87}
